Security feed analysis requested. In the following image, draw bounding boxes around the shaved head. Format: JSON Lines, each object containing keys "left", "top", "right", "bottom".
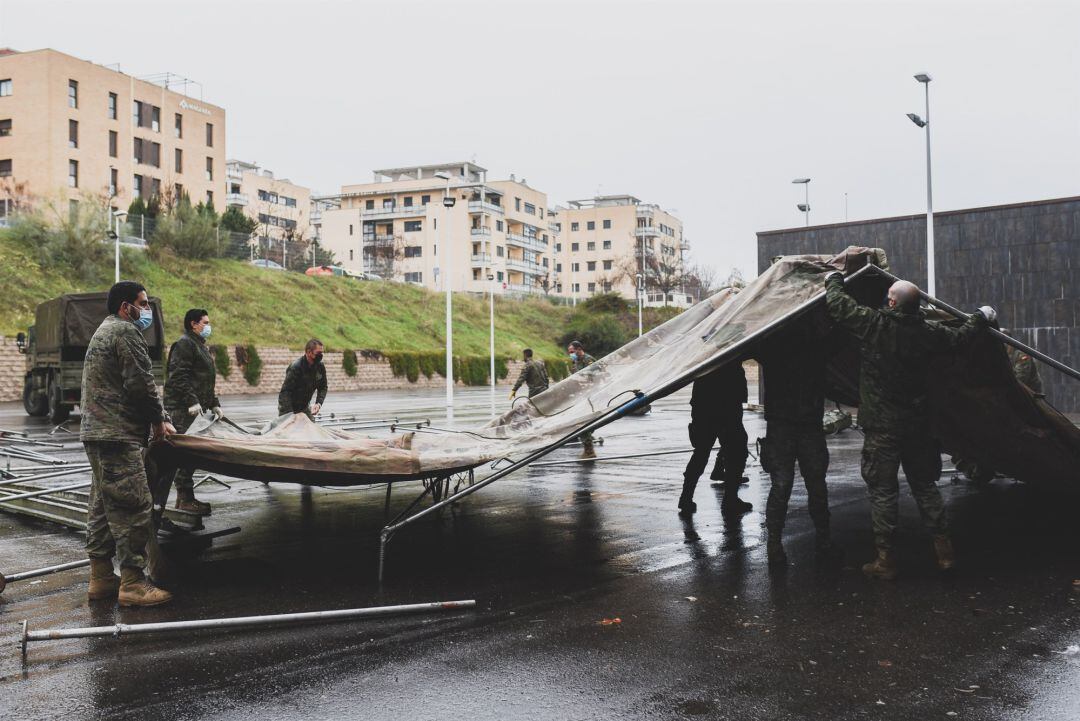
{"left": 887, "top": 280, "right": 920, "bottom": 311}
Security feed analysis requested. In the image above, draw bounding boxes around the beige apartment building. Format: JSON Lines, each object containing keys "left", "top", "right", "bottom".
{"left": 0, "top": 48, "right": 226, "bottom": 215}
{"left": 551, "top": 195, "right": 691, "bottom": 306}
{"left": 226, "top": 159, "right": 311, "bottom": 241}
{"left": 318, "top": 162, "right": 556, "bottom": 294}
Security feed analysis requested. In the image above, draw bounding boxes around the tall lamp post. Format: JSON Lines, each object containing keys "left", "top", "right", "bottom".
{"left": 488, "top": 272, "right": 496, "bottom": 405}
{"left": 111, "top": 210, "right": 127, "bottom": 282}
{"left": 792, "top": 178, "right": 811, "bottom": 226}
{"left": 434, "top": 171, "right": 456, "bottom": 416}
{"left": 907, "top": 72, "right": 935, "bottom": 296}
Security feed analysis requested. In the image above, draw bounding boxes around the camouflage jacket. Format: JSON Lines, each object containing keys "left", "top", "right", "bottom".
{"left": 277, "top": 355, "right": 328, "bottom": 415}
{"left": 513, "top": 358, "right": 549, "bottom": 393}
{"left": 825, "top": 274, "right": 985, "bottom": 430}
{"left": 760, "top": 322, "right": 829, "bottom": 428}
{"left": 80, "top": 314, "right": 168, "bottom": 444}
{"left": 570, "top": 353, "right": 596, "bottom": 375}
{"left": 1007, "top": 347, "right": 1044, "bottom": 395}
{"left": 690, "top": 362, "right": 747, "bottom": 422}
{"left": 164, "top": 330, "right": 220, "bottom": 412}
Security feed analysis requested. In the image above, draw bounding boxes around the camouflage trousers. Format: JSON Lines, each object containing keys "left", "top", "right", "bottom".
{"left": 681, "top": 405, "right": 748, "bottom": 496}
{"left": 861, "top": 428, "right": 947, "bottom": 550}
{"left": 84, "top": 441, "right": 153, "bottom": 570}
{"left": 166, "top": 408, "right": 196, "bottom": 493}
{"left": 764, "top": 423, "right": 830, "bottom": 536}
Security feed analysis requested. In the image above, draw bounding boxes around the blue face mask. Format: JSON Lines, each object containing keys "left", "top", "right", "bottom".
{"left": 569, "top": 353, "right": 577, "bottom": 361}
{"left": 130, "top": 304, "right": 153, "bottom": 331}
{"left": 200, "top": 324, "right": 212, "bottom": 339}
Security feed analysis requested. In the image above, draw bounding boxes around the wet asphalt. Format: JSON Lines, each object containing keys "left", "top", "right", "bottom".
{"left": 0, "top": 386, "right": 1078, "bottom": 720}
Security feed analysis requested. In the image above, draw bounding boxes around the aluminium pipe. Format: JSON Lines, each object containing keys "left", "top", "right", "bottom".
{"left": 0, "top": 466, "right": 91, "bottom": 488}
{"left": 0, "top": 559, "right": 91, "bottom": 594}
{"left": 20, "top": 599, "right": 477, "bottom": 659}
{"left": 0, "top": 482, "right": 92, "bottom": 503}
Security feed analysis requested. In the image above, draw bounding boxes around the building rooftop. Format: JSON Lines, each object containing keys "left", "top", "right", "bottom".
{"left": 566, "top": 195, "right": 643, "bottom": 209}
{"left": 373, "top": 162, "right": 487, "bottom": 183}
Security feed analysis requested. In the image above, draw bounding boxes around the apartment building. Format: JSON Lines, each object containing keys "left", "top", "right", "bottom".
{"left": 0, "top": 48, "right": 225, "bottom": 214}
{"left": 551, "top": 195, "right": 691, "bottom": 306}
{"left": 225, "top": 159, "right": 311, "bottom": 241}
{"left": 318, "top": 162, "right": 556, "bottom": 294}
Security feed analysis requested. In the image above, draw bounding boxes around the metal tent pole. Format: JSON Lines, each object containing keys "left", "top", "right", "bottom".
{"left": 1, "top": 559, "right": 91, "bottom": 594}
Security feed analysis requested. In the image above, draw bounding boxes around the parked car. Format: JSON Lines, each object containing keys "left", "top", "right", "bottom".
{"left": 251, "top": 259, "right": 285, "bottom": 271}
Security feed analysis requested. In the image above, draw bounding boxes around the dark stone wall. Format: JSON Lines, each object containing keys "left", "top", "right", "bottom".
{"left": 756, "top": 197, "right": 1080, "bottom": 412}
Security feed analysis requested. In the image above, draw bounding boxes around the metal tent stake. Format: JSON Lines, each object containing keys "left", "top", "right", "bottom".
{"left": 21, "top": 599, "right": 477, "bottom": 660}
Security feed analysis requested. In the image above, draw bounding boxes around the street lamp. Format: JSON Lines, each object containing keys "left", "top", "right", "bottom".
{"left": 908, "top": 72, "right": 935, "bottom": 296}
{"left": 434, "top": 171, "right": 456, "bottom": 416}
{"left": 792, "top": 178, "right": 811, "bottom": 226}
{"left": 111, "top": 210, "right": 127, "bottom": 282}
{"left": 636, "top": 272, "right": 644, "bottom": 336}
{"left": 487, "top": 272, "right": 496, "bottom": 408}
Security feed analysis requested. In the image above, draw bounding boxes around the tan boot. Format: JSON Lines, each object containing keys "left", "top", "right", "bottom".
{"left": 87, "top": 558, "right": 120, "bottom": 601}
{"left": 933, "top": 535, "right": 956, "bottom": 571}
{"left": 118, "top": 567, "right": 173, "bottom": 607}
{"left": 175, "top": 488, "right": 211, "bottom": 516}
{"left": 580, "top": 441, "right": 597, "bottom": 460}
{"left": 861, "top": 548, "right": 898, "bottom": 580}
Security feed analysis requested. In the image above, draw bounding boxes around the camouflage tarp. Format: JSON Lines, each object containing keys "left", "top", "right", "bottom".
{"left": 152, "top": 247, "right": 1080, "bottom": 492}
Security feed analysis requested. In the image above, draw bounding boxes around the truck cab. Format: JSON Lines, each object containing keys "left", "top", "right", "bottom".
{"left": 19, "top": 292, "right": 166, "bottom": 423}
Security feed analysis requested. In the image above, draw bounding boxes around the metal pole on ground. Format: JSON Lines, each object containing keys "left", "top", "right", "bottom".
{"left": 1, "top": 559, "right": 91, "bottom": 595}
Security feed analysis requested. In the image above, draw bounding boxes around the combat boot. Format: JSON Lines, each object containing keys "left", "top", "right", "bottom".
{"left": 721, "top": 484, "right": 753, "bottom": 517}
{"left": 814, "top": 530, "right": 843, "bottom": 561}
{"left": 861, "top": 548, "right": 898, "bottom": 580}
{"left": 118, "top": 567, "right": 173, "bottom": 607}
{"left": 767, "top": 533, "right": 787, "bottom": 567}
{"left": 677, "top": 487, "right": 697, "bottom": 516}
{"left": 87, "top": 558, "right": 120, "bottom": 601}
{"left": 580, "top": 440, "right": 597, "bottom": 460}
{"left": 933, "top": 535, "right": 956, "bottom": 571}
{"left": 175, "top": 488, "right": 211, "bottom": 516}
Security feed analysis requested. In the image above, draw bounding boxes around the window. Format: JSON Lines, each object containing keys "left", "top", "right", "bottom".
{"left": 382, "top": 198, "right": 394, "bottom": 208}
{"left": 404, "top": 220, "right": 422, "bottom": 232}
{"left": 554, "top": 243, "right": 561, "bottom": 252}
{"left": 586, "top": 241, "right": 595, "bottom": 251}
{"left": 403, "top": 196, "right": 413, "bottom": 207}
{"left": 206, "top": 122, "right": 214, "bottom": 146}
{"left": 523, "top": 202, "right": 536, "bottom": 215}
{"left": 148, "top": 141, "right": 160, "bottom": 168}
{"left": 365, "top": 199, "right": 374, "bottom": 210}
{"left": 603, "top": 219, "right": 611, "bottom": 229}
{"left": 205, "top": 157, "right": 213, "bottom": 181}
{"left": 206, "top": 190, "right": 213, "bottom": 206}
{"left": 588, "top": 282, "right": 596, "bottom": 293}
{"left": 150, "top": 177, "right": 161, "bottom": 198}
{"left": 175, "top": 183, "right": 183, "bottom": 200}
{"left": 496, "top": 220, "right": 504, "bottom": 232}
{"left": 497, "top": 271, "right": 504, "bottom": 282}
{"left": 109, "top": 168, "right": 118, "bottom": 196}
{"left": 496, "top": 246, "right": 504, "bottom": 257}
{"left": 421, "top": 194, "right": 430, "bottom": 204}
{"left": 542, "top": 258, "right": 549, "bottom": 268}
{"left": 603, "top": 240, "right": 612, "bottom": 250}
{"left": 571, "top": 262, "right": 580, "bottom": 272}
{"left": 603, "top": 260, "right": 613, "bottom": 270}
{"left": 0, "top": 119, "right": 9, "bottom": 136}
{"left": 0, "top": 79, "right": 11, "bottom": 96}
{"left": 174, "top": 148, "right": 182, "bottom": 173}
{"left": 174, "top": 113, "right": 182, "bottom": 138}
{"left": 404, "top": 272, "right": 423, "bottom": 283}
{"left": 514, "top": 197, "right": 521, "bottom": 211}
{"left": 571, "top": 242, "right": 579, "bottom": 252}
{"left": 68, "top": 160, "right": 78, "bottom": 187}
{"left": 133, "top": 174, "right": 143, "bottom": 198}
{"left": 572, "top": 283, "right": 580, "bottom": 293}
{"left": 133, "top": 137, "right": 143, "bottom": 163}
{"left": 108, "top": 93, "right": 117, "bottom": 119}
{"left": 571, "top": 222, "right": 579, "bottom": 231}
{"left": 106, "top": 130, "right": 117, "bottom": 157}
{"left": 587, "top": 221, "right": 595, "bottom": 230}
{"left": 151, "top": 106, "right": 160, "bottom": 132}
{"left": 0, "top": 159, "right": 11, "bottom": 177}
{"left": 349, "top": 224, "right": 353, "bottom": 235}
{"left": 349, "top": 249, "right": 354, "bottom": 261}
{"left": 68, "top": 80, "right": 78, "bottom": 108}
{"left": 404, "top": 246, "right": 422, "bottom": 258}
{"left": 555, "top": 263, "right": 562, "bottom": 273}
{"left": 587, "top": 261, "right": 596, "bottom": 271}
{"left": 68, "top": 119, "right": 78, "bottom": 148}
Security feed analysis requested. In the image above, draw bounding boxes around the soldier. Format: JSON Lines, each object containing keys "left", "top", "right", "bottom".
{"left": 510, "top": 348, "right": 549, "bottom": 399}
{"left": 678, "top": 361, "right": 753, "bottom": 518}
{"left": 278, "top": 338, "right": 328, "bottom": 417}
{"left": 567, "top": 340, "right": 598, "bottom": 459}
{"left": 1002, "top": 330, "right": 1045, "bottom": 396}
{"left": 825, "top": 272, "right": 994, "bottom": 579}
{"left": 759, "top": 317, "right": 834, "bottom": 566}
{"left": 163, "top": 308, "right": 221, "bottom": 515}
{"left": 81, "top": 281, "right": 175, "bottom": 606}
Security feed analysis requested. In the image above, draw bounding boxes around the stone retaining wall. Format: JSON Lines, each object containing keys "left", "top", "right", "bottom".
{"left": 0, "top": 337, "right": 23, "bottom": 402}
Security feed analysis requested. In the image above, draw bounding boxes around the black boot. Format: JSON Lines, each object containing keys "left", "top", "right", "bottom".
{"left": 767, "top": 531, "right": 787, "bottom": 567}
{"left": 678, "top": 481, "right": 697, "bottom": 516}
{"left": 721, "top": 482, "right": 752, "bottom": 517}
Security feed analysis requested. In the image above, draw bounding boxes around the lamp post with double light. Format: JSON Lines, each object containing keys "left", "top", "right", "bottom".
{"left": 792, "top": 178, "right": 811, "bottom": 226}
{"left": 907, "top": 72, "right": 935, "bottom": 296}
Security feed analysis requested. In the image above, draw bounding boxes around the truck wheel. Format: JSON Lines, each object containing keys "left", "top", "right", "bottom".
{"left": 23, "top": 376, "right": 48, "bottom": 416}
{"left": 48, "top": 378, "right": 70, "bottom": 425}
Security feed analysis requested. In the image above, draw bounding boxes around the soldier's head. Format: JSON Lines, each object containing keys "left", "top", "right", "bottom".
{"left": 107, "top": 281, "right": 148, "bottom": 323}
{"left": 184, "top": 308, "right": 210, "bottom": 338}
{"left": 567, "top": 340, "right": 584, "bottom": 358}
{"left": 522, "top": 348, "right": 533, "bottom": 360}
{"left": 305, "top": 339, "right": 324, "bottom": 365}
{"left": 886, "top": 280, "right": 920, "bottom": 314}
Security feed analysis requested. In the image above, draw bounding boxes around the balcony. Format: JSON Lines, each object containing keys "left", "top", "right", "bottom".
{"left": 505, "top": 283, "right": 540, "bottom": 294}
{"left": 225, "top": 192, "right": 248, "bottom": 207}
{"left": 470, "top": 226, "right": 491, "bottom": 237}
{"left": 548, "top": 222, "right": 560, "bottom": 233}
{"left": 471, "top": 253, "right": 491, "bottom": 266}
{"left": 635, "top": 226, "right": 661, "bottom": 238}
{"left": 505, "top": 232, "right": 546, "bottom": 252}
{"left": 371, "top": 234, "right": 395, "bottom": 243}
{"left": 505, "top": 257, "right": 546, "bottom": 275}
{"left": 468, "top": 200, "right": 504, "bottom": 215}
{"left": 362, "top": 205, "right": 427, "bottom": 220}
{"left": 636, "top": 204, "right": 658, "bottom": 217}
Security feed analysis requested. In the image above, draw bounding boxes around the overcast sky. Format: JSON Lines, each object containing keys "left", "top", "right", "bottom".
{"left": 2, "top": 0, "right": 1077, "bottom": 277}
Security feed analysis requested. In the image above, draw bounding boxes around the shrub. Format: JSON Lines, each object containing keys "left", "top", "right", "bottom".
{"left": 149, "top": 195, "right": 219, "bottom": 260}
{"left": 580, "top": 292, "right": 630, "bottom": 315}
{"left": 557, "top": 312, "right": 628, "bottom": 358}
{"left": 7, "top": 196, "right": 112, "bottom": 283}
{"left": 388, "top": 353, "right": 420, "bottom": 383}
{"left": 342, "top": 348, "right": 358, "bottom": 377}
{"left": 494, "top": 356, "right": 509, "bottom": 381}
{"left": 242, "top": 344, "right": 262, "bottom": 386}
{"left": 546, "top": 358, "right": 570, "bottom": 383}
{"left": 212, "top": 344, "right": 231, "bottom": 379}
{"left": 454, "top": 356, "right": 489, "bottom": 386}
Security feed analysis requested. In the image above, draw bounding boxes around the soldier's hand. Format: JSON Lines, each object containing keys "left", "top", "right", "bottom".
{"left": 310, "top": 403, "right": 322, "bottom": 416}
{"left": 152, "top": 421, "right": 177, "bottom": 441}
{"left": 188, "top": 403, "right": 203, "bottom": 417}
{"left": 977, "top": 305, "right": 997, "bottom": 324}
{"left": 211, "top": 406, "right": 223, "bottom": 420}
{"left": 825, "top": 271, "right": 844, "bottom": 283}
{"left": 508, "top": 390, "right": 516, "bottom": 400}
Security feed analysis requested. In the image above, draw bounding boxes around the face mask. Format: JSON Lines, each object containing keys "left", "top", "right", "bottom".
{"left": 314, "top": 353, "right": 324, "bottom": 364}
{"left": 200, "top": 324, "right": 212, "bottom": 339}
{"left": 569, "top": 353, "right": 577, "bottom": 361}
{"left": 129, "top": 304, "right": 153, "bottom": 331}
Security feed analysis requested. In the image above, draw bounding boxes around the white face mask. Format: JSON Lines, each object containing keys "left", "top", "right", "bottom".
{"left": 199, "top": 324, "right": 212, "bottom": 339}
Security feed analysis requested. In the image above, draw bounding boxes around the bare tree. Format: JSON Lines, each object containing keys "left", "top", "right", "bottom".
{"left": 363, "top": 232, "right": 406, "bottom": 280}
{"left": 683, "top": 262, "right": 722, "bottom": 302}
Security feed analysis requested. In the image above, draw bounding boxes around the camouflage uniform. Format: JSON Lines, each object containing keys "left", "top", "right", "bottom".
{"left": 80, "top": 314, "right": 169, "bottom": 570}
{"left": 570, "top": 352, "right": 597, "bottom": 448}
{"left": 513, "top": 358, "right": 549, "bottom": 398}
{"left": 277, "top": 355, "right": 327, "bottom": 416}
{"left": 163, "top": 330, "right": 220, "bottom": 492}
{"left": 1008, "top": 347, "right": 1044, "bottom": 396}
{"left": 681, "top": 363, "right": 748, "bottom": 497}
{"left": 825, "top": 274, "right": 986, "bottom": 549}
{"left": 760, "top": 325, "right": 830, "bottom": 538}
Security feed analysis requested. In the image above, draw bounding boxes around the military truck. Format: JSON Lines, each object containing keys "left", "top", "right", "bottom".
{"left": 17, "top": 292, "right": 166, "bottom": 423}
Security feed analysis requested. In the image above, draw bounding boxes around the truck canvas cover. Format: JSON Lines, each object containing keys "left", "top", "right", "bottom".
{"left": 34, "top": 292, "right": 165, "bottom": 358}
{"left": 154, "top": 248, "right": 1080, "bottom": 492}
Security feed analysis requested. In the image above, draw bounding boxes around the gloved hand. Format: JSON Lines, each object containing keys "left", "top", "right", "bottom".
{"left": 187, "top": 403, "right": 203, "bottom": 417}
{"left": 210, "top": 406, "right": 223, "bottom": 420}
{"left": 825, "top": 271, "right": 844, "bottom": 283}
{"left": 508, "top": 390, "right": 516, "bottom": 400}
{"left": 977, "top": 305, "right": 997, "bottom": 324}
{"left": 310, "top": 403, "right": 322, "bottom": 416}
